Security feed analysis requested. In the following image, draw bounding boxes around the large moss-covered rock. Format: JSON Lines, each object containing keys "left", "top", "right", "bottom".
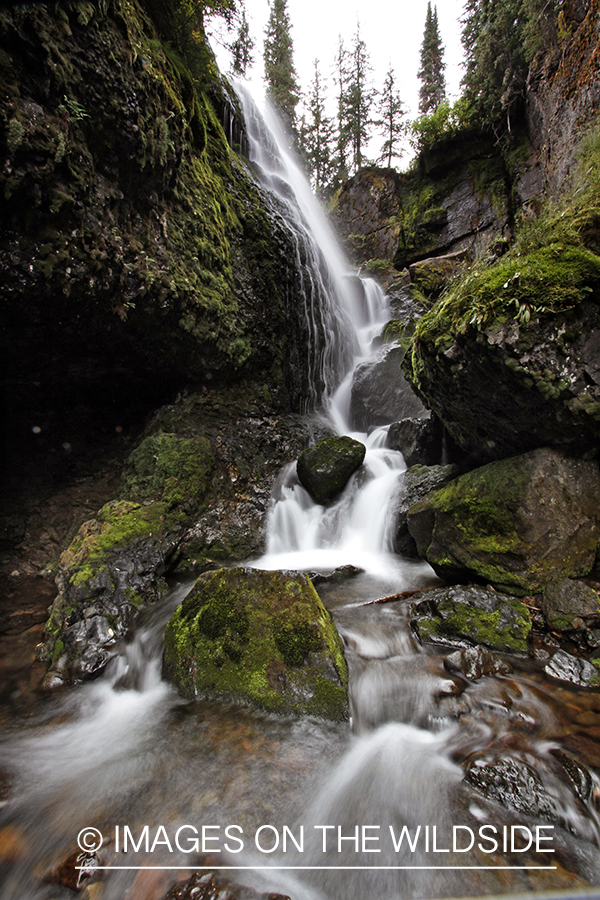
{"left": 403, "top": 247, "right": 600, "bottom": 462}
{"left": 39, "top": 499, "right": 183, "bottom": 685}
{"left": 393, "top": 463, "right": 459, "bottom": 558}
{"left": 410, "top": 585, "right": 532, "bottom": 656}
{"left": 542, "top": 579, "right": 600, "bottom": 632}
{"left": 296, "top": 436, "right": 366, "bottom": 505}
{"left": 407, "top": 448, "right": 600, "bottom": 595}
{"left": 121, "top": 433, "right": 215, "bottom": 512}
{"left": 163, "top": 567, "right": 348, "bottom": 720}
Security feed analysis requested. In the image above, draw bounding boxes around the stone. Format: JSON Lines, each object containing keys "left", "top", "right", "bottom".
{"left": 296, "top": 436, "right": 366, "bottom": 505}
{"left": 544, "top": 649, "right": 600, "bottom": 688}
{"left": 161, "top": 871, "right": 291, "bottom": 900}
{"left": 387, "top": 415, "right": 444, "bottom": 467}
{"left": 542, "top": 579, "right": 600, "bottom": 631}
{"left": 163, "top": 568, "right": 349, "bottom": 720}
{"left": 393, "top": 464, "right": 459, "bottom": 559}
{"left": 465, "top": 758, "right": 560, "bottom": 820}
{"left": 43, "top": 849, "right": 101, "bottom": 892}
{"left": 349, "top": 343, "right": 428, "bottom": 431}
{"left": 444, "top": 646, "right": 512, "bottom": 680}
{"left": 407, "top": 448, "right": 600, "bottom": 595}
{"left": 410, "top": 584, "right": 532, "bottom": 656}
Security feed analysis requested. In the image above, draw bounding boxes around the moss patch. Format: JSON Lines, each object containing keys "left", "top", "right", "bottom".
{"left": 121, "top": 432, "right": 215, "bottom": 511}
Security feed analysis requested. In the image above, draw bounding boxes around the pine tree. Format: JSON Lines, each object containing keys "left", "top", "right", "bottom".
{"left": 376, "top": 67, "right": 405, "bottom": 169}
{"left": 418, "top": 2, "right": 446, "bottom": 114}
{"left": 302, "top": 60, "right": 336, "bottom": 195}
{"left": 344, "top": 23, "right": 375, "bottom": 173}
{"left": 263, "top": 0, "right": 300, "bottom": 133}
{"left": 331, "top": 36, "right": 351, "bottom": 189}
{"left": 230, "top": 7, "right": 253, "bottom": 77}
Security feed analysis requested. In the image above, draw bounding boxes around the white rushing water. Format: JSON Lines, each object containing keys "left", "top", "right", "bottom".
{"left": 235, "top": 85, "right": 431, "bottom": 587}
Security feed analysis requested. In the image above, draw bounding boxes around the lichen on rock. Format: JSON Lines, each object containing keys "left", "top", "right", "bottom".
{"left": 163, "top": 567, "right": 349, "bottom": 720}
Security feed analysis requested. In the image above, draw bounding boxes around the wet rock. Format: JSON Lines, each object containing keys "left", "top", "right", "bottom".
{"left": 393, "top": 463, "right": 459, "bottom": 558}
{"left": 162, "top": 871, "right": 291, "bottom": 900}
{"left": 542, "top": 579, "right": 600, "bottom": 632}
{"left": 387, "top": 414, "right": 444, "bottom": 467}
{"left": 465, "top": 758, "right": 560, "bottom": 820}
{"left": 163, "top": 567, "right": 349, "bottom": 720}
{"left": 407, "top": 448, "right": 600, "bottom": 595}
{"left": 386, "top": 283, "right": 428, "bottom": 323}
{"left": 349, "top": 343, "right": 428, "bottom": 431}
{"left": 549, "top": 749, "right": 594, "bottom": 802}
{"left": 43, "top": 849, "right": 101, "bottom": 892}
{"left": 410, "top": 585, "right": 532, "bottom": 656}
{"left": 444, "top": 646, "right": 513, "bottom": 681}
{"left": 544, "top": 649, "right": 600, "bottom": 688}
{"left": 296, "top": 436, "right": 366, "bottom": 505}
{"left": 309, "top": 565, "right": 364, "bottom": 586}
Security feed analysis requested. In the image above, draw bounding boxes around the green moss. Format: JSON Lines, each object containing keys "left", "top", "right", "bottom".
{"left": 60, "top": 499, "right": 174, "bottom": 588}
{"left": 122, "top": 432, "right": 215, "bottom": 511}
{"left": 163, "top": 568, "right": 348, "bottom": 720}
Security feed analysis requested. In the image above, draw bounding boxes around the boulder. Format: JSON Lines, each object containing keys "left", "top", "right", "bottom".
{"left": 409, "top": 584, "right": 532, "bottom": 656}
{"left": 542, "top": 579, "right": 600, "bottom": 632}
{"left": 387, "top": 414, "right": 444, "bottom": 467}
{"left": 409, "top": 249, "right": 470, "bottom": 298}
{"left": 465, "top": 758, "right": 561, "bottom": 821}
{"left": 349, "top": 343, "right": 428, "bottom": 431}
{"left": 407, "top": 448, "right": 600, "bottom": 595}
{"left": 393, "top": 464, "right": 459, "bottom": 558}
{"left": 162, "top": 568, "right": 348, "bottom": 720}
{"left": 296, "top": 436, "right": 366, "bottom": 505}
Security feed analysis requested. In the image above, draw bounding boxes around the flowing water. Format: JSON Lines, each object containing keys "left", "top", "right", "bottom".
{"left": 2, "top": 91, "right": 600, "bottom": 900}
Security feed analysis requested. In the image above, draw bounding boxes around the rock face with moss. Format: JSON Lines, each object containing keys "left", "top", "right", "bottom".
{"left": 410, "top": 585, "right": 532, "bottom": 656}
{"left": 163, "top": 567, "right": 348, "bottom": 720}
{"left": 39, "top": 499, "right": 182, "bottom": 686}
{"left": 407, "top": 448, "right": 600, "bottom": 595}
{"left": 296, "top": 436, "right": 366, "bottom": 505}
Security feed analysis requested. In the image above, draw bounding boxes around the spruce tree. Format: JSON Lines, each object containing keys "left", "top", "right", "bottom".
{"left": 263, "top": 0, "right": 300, "bottom": 133}
{"left": 332, "top": 36, "right": 351, "bottom": 189}
{"left": 376, "top": 67, "right": 405, "bottom": 168}
{"left": 418, "top": 2, "right": 446, "bottom": 114}
{"left": 302, "top": 60, "right": 336, "bottom": 195}
{"left": 230, "top": 7, "right": 254, "bottom": 77}
{"left": 344, "top": 23, "right": 375, "bottom": 173}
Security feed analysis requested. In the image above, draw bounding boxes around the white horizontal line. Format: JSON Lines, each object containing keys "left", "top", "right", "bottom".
{"left": 77, "top": 865, "right": 558, "bottom": 871}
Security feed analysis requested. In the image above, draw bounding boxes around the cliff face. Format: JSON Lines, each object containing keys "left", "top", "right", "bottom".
{"left": 0, "top": 0, "right": 314, "bottom": 479}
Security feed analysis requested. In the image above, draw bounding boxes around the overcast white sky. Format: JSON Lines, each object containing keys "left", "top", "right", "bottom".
{"left": 211, "top": 0, "right": 467, "bottom": 120}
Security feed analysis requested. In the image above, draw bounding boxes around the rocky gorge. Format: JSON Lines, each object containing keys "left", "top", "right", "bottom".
{"left": 3, "top": 1, "right": 600, "bottom": 899}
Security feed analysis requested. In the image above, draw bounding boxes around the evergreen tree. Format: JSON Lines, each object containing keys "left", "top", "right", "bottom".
{"left": 331, "top": 36, "right": 351, "bottom": 188}
{"left": 230, "top": 7, "right": 253, "bottom": 77}
{"left": 418, "top": 2, "right": 446, "bottom": 113}
{"left": 376, "top": 66, "right": 405, "bottom": 168}
{"left": 302, "top": 60, "right": 336, "bottom": 195}
{"left": 344, "top": 23, "right": 375, "bottom": 173}
{"left": 263, "top": 0, "right": 300, "bottom": 133}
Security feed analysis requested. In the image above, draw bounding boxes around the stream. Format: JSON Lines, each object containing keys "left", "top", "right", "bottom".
{"left": 2, "top": 90, "right": 600, "bottom": 900}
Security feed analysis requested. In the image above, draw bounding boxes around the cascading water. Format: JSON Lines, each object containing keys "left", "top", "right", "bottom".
{"left": 3, "top": 86, "right": 600, "bottom": 900}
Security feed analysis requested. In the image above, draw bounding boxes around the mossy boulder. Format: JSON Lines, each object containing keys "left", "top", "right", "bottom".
{"left": 410, "top": 585, "right": 532, "bottom": 656}
{"left": 163, "top": 567, "right": 349, "bottom": 720}
{"left": 296, "top": 436, "right": 366, "bottom": 505}
{"left": 393, "top": 463, "right": 459, "bottom": 558}
{"left": 407, "top": 448, "right": 600, "bottom": 595}
{"left": 39, "top": 499, "right": 183, "bottom": 685}
{"left": 122, "top": 433, "right": 215, "bottom": 512}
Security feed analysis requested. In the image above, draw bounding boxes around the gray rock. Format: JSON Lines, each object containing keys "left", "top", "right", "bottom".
{"left": 350, "top": 343, "right": 428, "bottom": 431}
{"left": 465, "top": 758, "right": 560, "bottom": 821}
{"left": 543, "top": 579, "right": 600, "bottom": 631}
{"left": 544, "top": 649, "right": 600, "bottom": 688}
{"left": 387, "top": 415, "right": 444, "bottom": 467}
{"left": 444, "top": 646, "right": 512, "bottom": 681}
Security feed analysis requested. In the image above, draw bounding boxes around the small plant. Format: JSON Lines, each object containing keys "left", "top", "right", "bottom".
{"left": 58, "top": 95, "right": 89, "bottom": 122}
{"left": 6, "top": 117, "right": 24, "bottom": 155}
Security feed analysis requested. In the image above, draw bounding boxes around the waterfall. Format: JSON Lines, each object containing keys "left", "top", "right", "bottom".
{"left": 235, "top": 87, "right": 429, "bottom": 587}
